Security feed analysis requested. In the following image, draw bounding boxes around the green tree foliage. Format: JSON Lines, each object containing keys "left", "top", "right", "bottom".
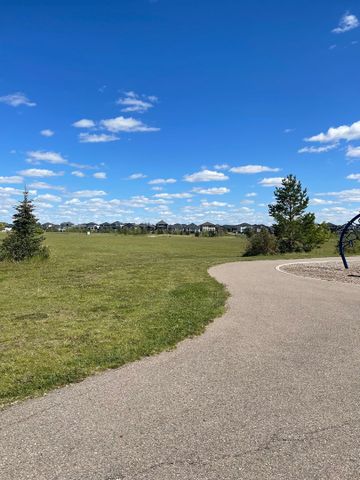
{"left": 269, "top": 174, "right": 329, "bottom": 253}
{"left": 244, "top": 228, "right": 278, "bottom": 256}
{"left": 0, "top": 190, "right": 49, "bottom": 261}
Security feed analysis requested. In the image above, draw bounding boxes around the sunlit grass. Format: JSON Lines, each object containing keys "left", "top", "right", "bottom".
{"left": 0, "top": 232, "right": 341, "bottom": 407}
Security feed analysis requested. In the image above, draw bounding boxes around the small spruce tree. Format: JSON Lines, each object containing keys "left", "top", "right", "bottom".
{"left": 0, "top": 189, "right": 49, "bottom": 261}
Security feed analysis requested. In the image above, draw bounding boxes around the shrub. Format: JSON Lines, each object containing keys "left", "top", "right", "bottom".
{"left": 243, "top": 229, "right": 278, "bottom": 256}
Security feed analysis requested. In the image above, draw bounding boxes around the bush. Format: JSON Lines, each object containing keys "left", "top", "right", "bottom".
{"left": 243, "top": 229, "right": 278, "bottom": 256}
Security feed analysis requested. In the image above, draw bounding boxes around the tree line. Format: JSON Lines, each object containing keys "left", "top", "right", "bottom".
{"left": 1, "top": 175, "right": 331, "bottom": 261}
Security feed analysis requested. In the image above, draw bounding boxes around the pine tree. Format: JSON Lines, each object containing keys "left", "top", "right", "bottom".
{"left": 268, "top": 174, "right": 325, "bottom": 252}
{"left": 0, "top": 190, "right": 49, "bottom": 261}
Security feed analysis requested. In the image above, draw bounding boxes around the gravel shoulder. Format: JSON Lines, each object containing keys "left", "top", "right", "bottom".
{"left": 279, "top": 260, "right": 360, "bottom": 285}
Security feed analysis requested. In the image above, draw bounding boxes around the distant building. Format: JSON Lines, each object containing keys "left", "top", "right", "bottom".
{"left": 156, "top": 220, "right": 168, "bottom": 231}
{"left": 200, "top": 222, "right": 217, "bottom": 233}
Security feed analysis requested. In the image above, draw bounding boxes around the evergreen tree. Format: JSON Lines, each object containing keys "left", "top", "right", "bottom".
{"left": 268, "top": 174, "right": 326, "bottom": 252}
{"left": 0, "top": 190, "right": 49, "bottom": 261}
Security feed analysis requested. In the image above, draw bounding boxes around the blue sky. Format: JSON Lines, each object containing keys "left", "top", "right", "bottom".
{"left": 1, "top": 0, "right": 360, "bottom": 225}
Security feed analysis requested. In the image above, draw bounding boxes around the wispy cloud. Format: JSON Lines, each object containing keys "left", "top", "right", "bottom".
{"left": 153, "top": 192, "right": 192, "bottom": 199}
{"left": 116, "top": 91, "right": 158, "bottom": 113}
{"left": 284, "top": 128, "right": 295, "bottom": 133}
{"left": 245, "top": 192, "right": 257, "bottom": 197}
{"left": 18, "top": 168, "right": 64, "bottom": 178}
{"left": 0, "top": 92, "right": 36, "bottom": 107}
{"left": 305, "top": 120, "right": 360, "bottom": 143}
{"left": 230, "top": 165, "right": 280, "bottom": 174}
{"left": 27, "top": 150, "right": 67, "bottom": 164}
{"left": 35, "top": 193, "right": 62, "bottom": 202}
{"left": 148, "top": 178, "right": 176, "bottom": 184}
{"left": 71, "top": 171, "right": 85, "bottom": 178}
{"left": 40, "top": 129, "right": 55, "bottom": 137}
{"left": 213, "top": 164, "right": 230, "bottom": 171}
{"left": 93, "top": 172, "right": 107, "bottom": 179}
{"left": 0, "top": 176, "right": 23, "bottom": 184}
{"left": 316, "top": 188, "right": 360, "bottom": 202}
{"left": 184, "top": 170, "right": 229, "bottom": 182}
{"left": 72, "top": 119, "right": 96, "bottom": 128}
{"left": 100, "top": 116, "right": 160, "bottom": 133}
{"left": 332, "top": 12, "right": 359, "bottom": 34}
{"left": 128, "top": 173, "right": 148, "bottom": 180}
{"left": 298, "top": 144, "right": 338, "bottom": 153}
{"left": 346, "top": 145, "right": 360, "bottom": 158}
{"left": 79, "top": 133, "right": 119, "bottom": 143}
{"left": 29, "top": 181, "right": 66, "bottom": 191}
{"left": 72, "top": 190, "right": 107, "bottom": 198}
{"left": 258, "top": 177, "right": 284, "bottom": 187}
{"left": 192, "top": 187, "right": 230, "bottom": 195}
{"left": 346, "top": 173, "right": 360, "bottom": 182}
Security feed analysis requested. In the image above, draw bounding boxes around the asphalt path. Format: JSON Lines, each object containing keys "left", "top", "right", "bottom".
{"left": 1, "top": 258, "right": 359, "bottom": 479}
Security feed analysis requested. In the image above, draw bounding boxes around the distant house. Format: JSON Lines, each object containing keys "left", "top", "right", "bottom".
{"left": 123, "top": 222, "right": 135, "bottom": 230}
{"left": 185, "top": 223, "right": 199, "bottom": 234}
{"left": 200, "top": 222, "right": 217, "bottom": 233}
{"left": 85, "top": 222, "right": 100, "bottom": 231}
{"left": 156, "top": 220, "right": 168, "bottom": 231}
{"left": 59, "top": 222, "right": 74, "bottom": 231}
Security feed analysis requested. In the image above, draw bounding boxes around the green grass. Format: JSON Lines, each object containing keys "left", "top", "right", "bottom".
{"left": 0, "top": 233, "right": 341, "bottom": 407}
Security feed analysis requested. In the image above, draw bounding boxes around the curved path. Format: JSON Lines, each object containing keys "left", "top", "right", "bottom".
{"left": 1, "top": 258, "right": 360, "bottom": 479}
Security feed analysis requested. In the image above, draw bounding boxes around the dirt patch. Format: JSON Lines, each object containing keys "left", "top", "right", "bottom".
{"left": 280, "top": 261, "right": 360, "bottom": 285}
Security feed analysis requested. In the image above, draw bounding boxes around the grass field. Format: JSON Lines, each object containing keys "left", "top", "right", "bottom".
{"left": 0, "top": 232, "right": 341, "bottom": 407}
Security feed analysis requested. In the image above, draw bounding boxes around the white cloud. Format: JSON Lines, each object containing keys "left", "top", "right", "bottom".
{"left": 0, "top": 92, "right": 36, "bottom": 107}
{"left": 93, "top": 172, "right": 107, "bottom": 179}
{"left": 148, "top": 178, "right": 176, "bottom": 184}
{"left": 117, "top": 91, "right": 157, "bottom": 113}
{"left": 40, "top": 129, "right": 55, "bottom": 137}
{"left": 305, "top": 120, "right": 360, "bottom": 143}
{"left": 311, "top": 198, "right": 337, "bottom": 205}
{"left": 258, "top": 177, "right": 284, "bottom": 187}
{"left": 71, "top": 171, "right": 85, "bottom": 178}
{"left": 100, "top": 116, "right": 160, "bottom": 133}
{"left": 284, "top": 128, "right": 295, "bottom": 133}
{"left": 213, "top": 164, "right": 230, "bottom": 170}
{"left": 0, "top": 186, "right": 23, "bottom": 196}
{"left": 184, "top": 170, "right": 229, "bottom": 182}
{"left": 72, "top": 119, "right": 96, "bottom": 128}
{"left": 128, "top": 173, "right": 147, "bottom": 180}
{"left": 0, "top": 176, "right": 23, "bottom": 184}
{"left": 346, "top": 173, "right": 360, "bottom": 182}
{"left": 230, "top": 165, "right": 280, "bottom": 174}
{"left": 18, "top": 168, "right": 63, "bottom": 178}
{"left": 298, "top": 144, "right": 338, "bottom": 153}
{"left": 151, "top": 186, "right": 163, "bottom": 191}
{"left": 72, "top": 190, "right": 107, "bottom": 198}
{"left": 245, "top": 192, "right": 257, "bottom": 197}
{"left": 29, "top": 181, "right": 65, "bottom": 191}
{"left": 201, "top": 201, "right": 230, "bottom": 207}
{"left": 79, "top": 133, "right": 119, "bottom": 143}
{"left": 35, "top": 193, "right": 62, "bottom": 202}
{"left": 27, "top": 150, "right": 67, "bottom": 164}
{"left": 192, "top": 187, "right": 230, "bottom": 195}
{"left": 316, "top": 188, "right": 360, "bottom": 203}
{"left": 153, "top": 192, "right": 192, "bottom": 199}
{"left": 346, "top": 145, "right": 360, "bottom": 158}
{"left": 332, "top": 12, "right": 359, "bottom": 34}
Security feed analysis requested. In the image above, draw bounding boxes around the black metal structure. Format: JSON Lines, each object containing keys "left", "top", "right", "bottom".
{"left": 339, "top": 213, "right": 360, "bottom": 269}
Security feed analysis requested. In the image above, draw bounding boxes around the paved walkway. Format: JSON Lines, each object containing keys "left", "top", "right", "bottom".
{"left": 1, "top": 258, "right": 359, "bottom": 479}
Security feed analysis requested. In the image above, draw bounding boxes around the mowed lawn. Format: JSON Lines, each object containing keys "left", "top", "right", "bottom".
{"left": 0, "top": 232, "right": 339, "bottom": 407}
